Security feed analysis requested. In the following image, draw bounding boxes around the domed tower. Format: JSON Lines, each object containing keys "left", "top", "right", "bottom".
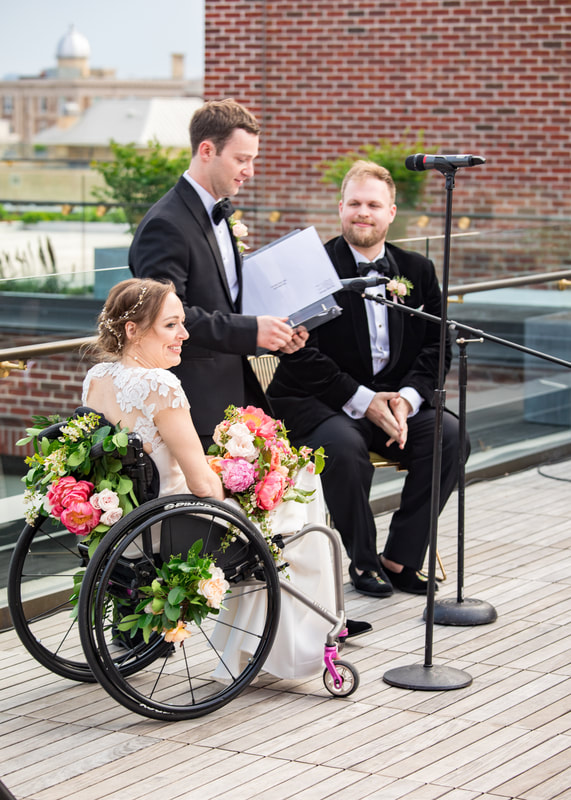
{"left": 56, "top": 25, "right": 90, "bottom": 78}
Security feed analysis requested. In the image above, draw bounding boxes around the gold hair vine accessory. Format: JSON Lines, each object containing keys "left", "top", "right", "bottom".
{"left": 99, "top": 285, "right": 149, "bottom": 350}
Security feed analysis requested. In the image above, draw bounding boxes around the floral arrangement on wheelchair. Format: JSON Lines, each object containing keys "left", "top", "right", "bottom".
{"left": 17, "top": 404, "right": 324, "bottom": 645}
{"left": 207, "top": 404, "right": 325, "bottom": 560}
{"left": 18, "top": 410, "right": 141, "bottom": 556}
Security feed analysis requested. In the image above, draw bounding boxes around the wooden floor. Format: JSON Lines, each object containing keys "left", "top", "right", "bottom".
{"left": 1, "top": 458, "right": 571, "bottom": 800}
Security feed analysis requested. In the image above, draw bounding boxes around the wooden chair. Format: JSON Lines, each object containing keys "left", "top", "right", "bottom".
{"left": 248, "top": 354, "right": 446, "bottom": 581}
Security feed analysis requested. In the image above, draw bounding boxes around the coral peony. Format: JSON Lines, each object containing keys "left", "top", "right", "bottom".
{"left": 240, "top": 405, "right": 277, "bottom": 439}
{"left": 61, "top": 499, "right": 101, "bottom": 536}
{"left": 255, "top": 470, "right": 287, "bottom": 511}
{"left": 47, "top": 476, "right": 94, "bottom": 519}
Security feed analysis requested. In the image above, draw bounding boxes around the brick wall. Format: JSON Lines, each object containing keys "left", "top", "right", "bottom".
{"left": 204, "top": 0, "right": 571, "bottom": 272}
{"left": 0, "top": 338, "right": 86, "bottom": 462}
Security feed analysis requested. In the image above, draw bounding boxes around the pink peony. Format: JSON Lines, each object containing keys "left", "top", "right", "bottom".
{"left": 221, "top": 458, "right": 257, "bottom": 493}
{"left": 60, "top": 500, "right": 101, "bottom": 536}
{"left": 255, "top": 470, "right": 287, "bottom": 511}
{"left": 47, "top": 476, "right": 94, "bottom": 519}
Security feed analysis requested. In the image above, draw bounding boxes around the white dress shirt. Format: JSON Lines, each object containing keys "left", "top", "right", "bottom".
{"left": 342, "top": 244, "right": 422, "bottom": 420}
{"left": 183, "top": 173, "right": 239, "bottom": 303}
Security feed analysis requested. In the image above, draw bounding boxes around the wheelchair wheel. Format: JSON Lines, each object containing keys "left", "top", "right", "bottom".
{"left": 8, "top": 516, "right": 172, "bottom": 683}
{"left": 323, "top": 660, "right": 360, "bottom": 697}
{"left": 8, "top": 516, "right": 94, "bottom": 682}
{"left": 79, "top": 495, "right": 281, "bottom": 721}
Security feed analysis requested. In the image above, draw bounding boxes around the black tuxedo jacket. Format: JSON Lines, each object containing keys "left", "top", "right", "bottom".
{"left": 268, "top": 236, "right": 450, "bottom": 440}
{"left": 129, "top": 176, "right": 266, "bottom": 437}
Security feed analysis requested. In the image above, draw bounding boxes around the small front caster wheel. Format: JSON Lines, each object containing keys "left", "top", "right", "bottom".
{"left": 323, "top": 659, "right": 360, "bottom": 697}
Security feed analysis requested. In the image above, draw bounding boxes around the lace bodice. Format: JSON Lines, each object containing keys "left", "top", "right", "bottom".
{"left": 82, "top": 362, "right": 189, "bottom": 454}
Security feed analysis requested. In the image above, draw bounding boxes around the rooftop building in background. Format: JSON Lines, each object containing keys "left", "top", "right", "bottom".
{"left": 33, "top": 97, "right": 201, "bottom": 160}
{"left": 0, "top": 24, "right": 203, "bottom": 155}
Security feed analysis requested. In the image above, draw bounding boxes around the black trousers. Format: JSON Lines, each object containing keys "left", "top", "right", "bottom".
{"left": 294, "top": 408, "right": 464, "bottom": 573}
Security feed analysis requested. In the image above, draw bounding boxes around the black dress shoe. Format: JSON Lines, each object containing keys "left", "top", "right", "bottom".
{"left": 382, "top": 564, "right": 438, "bottom": 595}
{"left": 348, "top": 563, "right": 393, "bottom": 597}
{"left": 341, "top": 619, "right": 373, "bottom": 640}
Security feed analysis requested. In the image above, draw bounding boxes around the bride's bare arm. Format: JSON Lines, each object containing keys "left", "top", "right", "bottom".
{"left": 154, "top": 406, "right": 225, "bottom": 501}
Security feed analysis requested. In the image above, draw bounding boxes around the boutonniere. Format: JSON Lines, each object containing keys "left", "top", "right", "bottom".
{"left": 229, "top": 215, "right": 250, "bottom": 253}
{"left": 386, "top": 276, "right": 414, "bottom": 303}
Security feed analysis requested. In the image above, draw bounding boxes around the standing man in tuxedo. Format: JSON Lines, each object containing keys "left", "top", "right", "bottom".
{"left": 129, "top": 98, "right": 307, "bottom": 447}
{"left": 268, "top": 160, "right": 463, "bottom": 597}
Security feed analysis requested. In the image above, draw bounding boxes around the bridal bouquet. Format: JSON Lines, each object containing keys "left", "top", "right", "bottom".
{"left": 18, "top": 411, "right": 139, "bottom": 554}
{"left": 208, "top": 405, "right": 324, "bottom": 558}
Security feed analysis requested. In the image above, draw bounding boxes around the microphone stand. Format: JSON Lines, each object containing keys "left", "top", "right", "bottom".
{"left": 359, "top": 262, "right": 571, "bottom": 691}
{"left": 382, "top": 165, "right": 473, "bottom": 690}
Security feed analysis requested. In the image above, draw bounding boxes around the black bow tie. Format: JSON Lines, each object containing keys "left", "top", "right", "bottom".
{"left": 357, "top": 255, "right": 390, "bottom": 277}
{"left": 212, "top": 197, "right": 235, "bottom": 225}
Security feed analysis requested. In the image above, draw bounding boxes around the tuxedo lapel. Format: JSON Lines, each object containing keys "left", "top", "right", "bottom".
{"left": 333, "top": 238, "right": 376, "bottom": 375}
{"left": 383, "top": 245, "right": 405, "bottom": 372}
{"left": 175, "top": 178, "right": 235, "bottom": 308}
{"left": 228, "top": 221, "right": 243, "bottom": 311}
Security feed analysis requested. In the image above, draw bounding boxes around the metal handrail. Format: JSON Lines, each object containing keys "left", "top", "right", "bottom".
{"left": 1, "top": 270, "right": 570, "bottom": 370}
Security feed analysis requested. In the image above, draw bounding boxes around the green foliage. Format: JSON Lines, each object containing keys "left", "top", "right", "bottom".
{"left": 116, "top": 539, "right": 229, "bottom": 643}
{"left": 319, "top": 129, "right": 436, "bottom": 208}
{"left": 91, "top": 139, "right": 190, "bottom": 233}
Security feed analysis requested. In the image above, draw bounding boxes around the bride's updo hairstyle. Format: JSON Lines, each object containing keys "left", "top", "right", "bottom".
{"left": 92, "top": 278, "right": 177, "bottom": 360}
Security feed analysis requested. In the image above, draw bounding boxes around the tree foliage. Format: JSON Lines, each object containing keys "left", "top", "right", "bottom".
{"left": 319, "top": 129, "right": 436, "bottom": 209}
{"left": 91, "top": 140, "right": 190, "bottom": 232}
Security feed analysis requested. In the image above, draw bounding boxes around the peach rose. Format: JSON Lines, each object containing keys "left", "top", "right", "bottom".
{"left": 164, "top": 621, "right": 192, "bottom": 643}
{"left": 197, "top": 565, "right": 230, "bottom": 609}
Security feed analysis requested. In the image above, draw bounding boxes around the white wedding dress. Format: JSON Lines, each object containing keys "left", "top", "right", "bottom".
{"left": 82, "top": 363, "right": 340, "bottom": 680}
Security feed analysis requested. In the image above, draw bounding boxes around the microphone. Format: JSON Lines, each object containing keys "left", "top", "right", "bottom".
{"left": 339, "top": 275, "right": 389, "bottom": 292}
{"left": 405, "top": 153, "right": 486, "bottom": 172}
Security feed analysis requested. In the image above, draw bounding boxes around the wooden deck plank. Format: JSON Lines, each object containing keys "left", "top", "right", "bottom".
{"left": 1, "top": 458, "right": 571, "bottom": 800}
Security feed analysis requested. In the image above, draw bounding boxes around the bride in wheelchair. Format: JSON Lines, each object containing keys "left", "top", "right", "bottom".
{"left": 11, "top": 277, "right": 366, "bottom": 720}
{"left": 84, "top": 277, "right": 368, "bottom": 669}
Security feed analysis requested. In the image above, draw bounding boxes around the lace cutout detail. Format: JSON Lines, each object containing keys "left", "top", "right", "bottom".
{"left": 82, "top": 362, "right": 189, "bottom": 453}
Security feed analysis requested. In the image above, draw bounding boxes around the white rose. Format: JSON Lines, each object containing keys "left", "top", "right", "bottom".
{"left": 96, "top": 488, "right": 120, "bottom": 511}
{"left": 225, "top": 422, "right": 258, "bottom": 461}
{"left": 212, "top": 421, "right": 228, "bottom": 447}
{"left": 232, "top": 221, "right": 248, "bottom": 238}
{"left": 100, "top": 507, "right": 123, "bottom": 526}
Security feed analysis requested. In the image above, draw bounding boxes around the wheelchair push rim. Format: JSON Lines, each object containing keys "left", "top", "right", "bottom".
{"left": 79, "top": 495, "right": 281, "bottom": 721}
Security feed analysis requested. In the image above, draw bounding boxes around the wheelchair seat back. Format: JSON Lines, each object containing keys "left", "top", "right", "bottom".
{"left": 37, "top": 406, "right": 160, "bottom": 505}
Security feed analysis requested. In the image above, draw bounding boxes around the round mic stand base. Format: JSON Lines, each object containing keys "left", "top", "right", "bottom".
{"left": 383, "top": 663, "right": 473, "bottom": 691}
{"left": 427, "top": 597, "right": 498, "bottom": 626}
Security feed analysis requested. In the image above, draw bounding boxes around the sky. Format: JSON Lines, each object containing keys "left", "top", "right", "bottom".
{"left": 0, "top": 0, "right": 205, "bottom": 80}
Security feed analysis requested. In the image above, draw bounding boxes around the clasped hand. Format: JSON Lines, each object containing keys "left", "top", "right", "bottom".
{"left": 365, "top": 392, "right": 412, "bottom": 449}
{"left": 256, "top": 317, "right": 309, "bottom": 354}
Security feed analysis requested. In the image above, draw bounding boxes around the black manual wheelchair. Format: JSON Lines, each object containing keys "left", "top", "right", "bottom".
{"left": 8, "top": 409, "right": 359, "bottom": 721}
